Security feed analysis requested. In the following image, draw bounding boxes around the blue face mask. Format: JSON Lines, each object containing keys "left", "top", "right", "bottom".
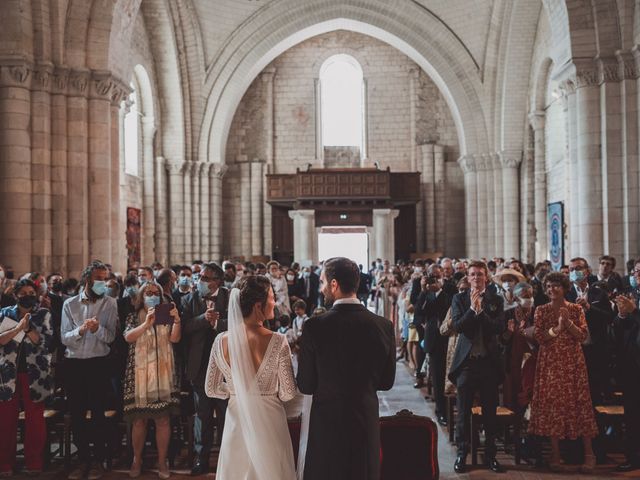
{"left": 125, "top": 286, "right": 138, "bottom": 298}
{"left": 144, "top": 295, "right": 161, "bottom": 308}
{"left": 178, "top": 276, "right": 192, "bottom": 288}
{"left": 631, "top": 276, "right": 639, "bottom": 289}
{"left": 197, "top": 280, "right": 211, "bottom": 297}
{"left": 106, "top": 287, "right": 117, "bottom": 298}
{"left": 569, "top": 270, "right": 585, "bottom": 283}
{"left": 302, "top": 271, "right": 310, "bottom": 279}
{"left": 91, "top": 280, "right": 108, "bottom": 297}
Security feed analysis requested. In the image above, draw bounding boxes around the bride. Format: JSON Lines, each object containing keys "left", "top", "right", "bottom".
{"left": 205, "top": 275, "right": 298, "bottom": 479}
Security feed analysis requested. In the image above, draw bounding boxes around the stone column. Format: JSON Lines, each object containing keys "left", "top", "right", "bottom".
{"left": 288, "top": 210, "right": 317, "bottom": 265}
{"left": 261, "top": 68, "right": 275, "bottom": 257}
{"left": 31, "top": 64, "right": 53, "bottom": 272}
{"left": 372, "top": 209, "right": 399, "bottom": 263}
{"left": 458, "top": 155, "right": 477, "bottom": 258}
{"left": 66, "top": 71, "right": 91, "bottom": 276}
{"left": 250, "top": 160, "right": 264, "bottom": 257}
{"left": 0, "top": 63, "right": 33, "bottom": 274}
{"left": 240, "top": 162, "right": 251, "bottom": 259}
{"left": 523, "top": 146, "right": 536, "bottom": 262}
{"left": 87, "top": 73, "right": 114, "bottom": 262}
{"left": 200, "top": 163, "right": 211, "bottom": 261}
{"left": 475, "top": 154, "right": 491, "bottom": 257}
{"left": 434, "top": 144, "right": 446, "bottom": 252}
{"left": 262, "top": 164, "right": 272, "bottom": 257}
{"left": 575, "top": 61, "right": 604, "bottom": 266}
{"left": 110, "top": 85, "right": 127, "bottom": 273}
{"left": 564, "top": 80, "right": 579, "bottom": 259}
{"left": 210, "top": 164, "right": 227, "bottom": 263}
{"left": 420, "top": 144, "right": 435, "bottom": 251}
{"left": 193, "top": 162, "right": 202, "bottom": 258}
{"left": 168, "top": 162, "right": 185, "bottom": 263}
{"left": 51, "top": 68, "right": 69, "bottom": 273}
{"left": 409, "top": 68, "right": 420, "bottom": 171}
{"left": 623, "top": 51, "right": 640, "bottom": 260}
{"left": 141, "top": 116, "right": 156, "bottom": 265}
{"left": 529, "top": 111, "right": 547, "bottom": 261}
{"left": 155, "top": 156, "right": 169, "bottom": 265}
{"left": 485, "top": 155, "right": 496, "bottom": 257}
{"left": 183, "top": 163, "right": 194, "bottom": 261}
{"left": 491, "top": 153, "right": 504, "bottom": 257}
{"left": 500, "top": 150, "right": 522, "bottom": 259}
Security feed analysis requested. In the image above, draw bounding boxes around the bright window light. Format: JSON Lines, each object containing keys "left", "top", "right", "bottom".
{"left": 318, "top": 232, "right": 369, "bottom": 268}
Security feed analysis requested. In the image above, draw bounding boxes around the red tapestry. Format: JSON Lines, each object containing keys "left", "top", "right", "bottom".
{"left": 126, "top": 207, "right": 141, "bottom": 269}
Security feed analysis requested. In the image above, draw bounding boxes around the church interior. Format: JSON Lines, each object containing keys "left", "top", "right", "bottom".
{"left": 1, "top": 0, "right": 640, "bottom": 479}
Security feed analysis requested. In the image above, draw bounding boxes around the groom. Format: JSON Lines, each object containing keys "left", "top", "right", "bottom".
{"left": 297, "top": 257, "right": 396, "bottom": 480}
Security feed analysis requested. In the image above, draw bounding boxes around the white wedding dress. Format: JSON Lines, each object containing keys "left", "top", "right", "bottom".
{"left": 205, "top": 331, "right": 298, "bottom": 480}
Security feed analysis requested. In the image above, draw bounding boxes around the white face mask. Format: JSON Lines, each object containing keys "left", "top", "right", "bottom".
{"left": 0, "top": 270, "right": 4, "bottom": 280}
{"left": 519, "top": 297, "right": 534, "bottom": 308}
{"left": 502, "top": 282, "right": 513, "bottom": 292}
{"left": 286, "top": 274, "right": 295, "bottom": 281}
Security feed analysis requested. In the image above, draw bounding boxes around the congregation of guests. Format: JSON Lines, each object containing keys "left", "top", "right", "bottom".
{"left": 0, "top": 252, "right": 639, "bottom": 477}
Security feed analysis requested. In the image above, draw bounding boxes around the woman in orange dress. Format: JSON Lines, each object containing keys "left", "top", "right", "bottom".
{"left": 528, "top": 272, "right": 598, "bottom": 473}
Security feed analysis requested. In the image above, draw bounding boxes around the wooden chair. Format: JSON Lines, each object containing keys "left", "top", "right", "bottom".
{"left": 595, "top": 405, "right": 625, "bottom": 454}
{"left": 17, "top": 409, "right": 64, "bottom": 466}
{"left": 470, "top": 406, "right": 520, "bottom": 466}
{"left": 380, "top": 409, "right": 439, "bottom": 480}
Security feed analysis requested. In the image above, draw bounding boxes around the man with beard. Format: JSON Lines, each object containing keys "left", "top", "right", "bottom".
{"left": 296, "top": 257, "right": 396, "bottom": 480}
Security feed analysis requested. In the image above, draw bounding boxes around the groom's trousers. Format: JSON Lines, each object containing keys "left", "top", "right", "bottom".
{"left": 192, "top": 385, "right": 227, "bottom": 463}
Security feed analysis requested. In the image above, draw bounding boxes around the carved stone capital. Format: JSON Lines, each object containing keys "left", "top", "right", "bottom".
{"left": 573, "top": 59, "right": 599, "bottom": 88}
{"left": 52, "top": 67, "right": 70, "bottom": 94}
{"left": 210, "top": 163, "right": 228, "bottom": 179}
{"left": 68, "top": 70, "right": 90, "bottom": 97}
{"left": 32, "top": 63, "right": 53, "bottom": 91}
{"left": 0, "top": 62, "right": 32, "bottom": 88}
{"left": 499, "top": 150, "right": 522, "bottom": 168}
{"left": 618, "top": 51, "right": 639, "bottom": 81}
{"left": 167, "top": 162, "right": 187, "bottom": 176}
{"left": 597, "top": 56, "right": 621, "bottom": 84}
{"left": 457, "top": 155, "right": 476, "bottom": 174}
{"left": 110, "top": 80, "right": 131, "bottom": 106}
{"left": 528, "top": 111, "right": 545, "bottom": 131}
{"left": 89, "top": 71, "right": 116, "bottom": 101}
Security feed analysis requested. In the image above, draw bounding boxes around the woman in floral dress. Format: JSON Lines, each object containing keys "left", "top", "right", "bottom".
{"left": 528, "top": 272, "right": 598, "bottom": 472}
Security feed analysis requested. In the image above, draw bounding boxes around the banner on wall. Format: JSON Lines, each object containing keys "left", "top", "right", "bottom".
{"left": 126, "top": 207, "right": 141, "bottom": 270}
{"left": 548, "top": 201, "right": 564, "bottom": 271}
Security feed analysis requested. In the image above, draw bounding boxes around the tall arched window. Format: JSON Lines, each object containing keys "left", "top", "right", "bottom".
{"left": 123, "top": 84, "right": 140, "bottom": 176}
{"left": 319, "top": 54, "right": 365, "bottom": 164}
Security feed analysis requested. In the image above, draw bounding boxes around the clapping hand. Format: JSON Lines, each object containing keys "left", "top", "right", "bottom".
{"left": 86, "top": 317, "right": 100, "bottom": 333}
{"left": 576, "top": 295, "right": 590, "bottom": 311}
{"left": 205, "top": 308, "right": 219, "bottom": 328}
{"left": 507, "top": 319, "right": 515, "bottom": 333}
{"left": 615, "top": 294, "right": 636, "bottom": 316}
{"left": 145, "top": 308, "right": 155, "bottom": 328}
{"left": 18, "top": 313, "right": 31, "bottom": 332}
{"left": 169, "top": 303, "right": 180, "bottom": 323}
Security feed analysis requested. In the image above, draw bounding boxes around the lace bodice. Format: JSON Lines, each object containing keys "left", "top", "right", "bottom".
{"left": 205, "top": 332, "right": 297, "bottom": 402}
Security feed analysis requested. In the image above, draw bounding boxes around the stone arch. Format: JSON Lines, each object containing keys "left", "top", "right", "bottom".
{"left": 532, "top": 58, "right": 554, "bottom": 112}
{"left": 198, "top": 0, "right": 490, "bottom": 166}
{"left": 311, "top": 47, "right": 371, "bottom": 79}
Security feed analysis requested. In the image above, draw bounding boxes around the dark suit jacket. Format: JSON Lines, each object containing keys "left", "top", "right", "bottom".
{"left": 47, "top": 292, "right": 65, "bottom": 356}
{"left": 181, "top": 288, "right": 229, "bottom": 386}
{"left": 416, "top": 289, "right": 451, "bottom": 354}
{"left": 448, "top": 289, "right": 505, "bottom": 383}
{"left": 296, "top": 302, "right": 395, "bottom": 480}
{"left": 566, "top": 284, "right": 613, "bottom": 351}
{"left": 613, "top": 289, "right": 640, "bottom": 372}
{"left": 301, "top": 272, "right": 320, "bottom": 312}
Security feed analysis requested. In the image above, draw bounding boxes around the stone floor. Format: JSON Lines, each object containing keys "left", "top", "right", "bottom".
{"left": 9, "top": 361, "right": 636, "bottom": 479}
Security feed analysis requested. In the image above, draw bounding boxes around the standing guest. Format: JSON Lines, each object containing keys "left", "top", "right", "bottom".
{"left": 531, "top": 263, "right": 550, "bottom": 307}
{"left": 285, "top": 268, "right": 304, "bottom": 305}
{"left": 62, "top": 278, "right": 80, "bottom": 297}
{"left": 566, "top": 257, "right": 614, "bottom": 407}
{"left": 500, "top": 282, "right": 536, "bottom": 411}
{"left": 291, "top": 300, "right": 308, "bottom": 344}
{"left": 0, "top": 265, "right": 16, "bottom": 308}
{"left": 0, "top": 280, "right": 53, "bottom": 476}
{"left": 46, "top": 272, "right": 66, "bottom": 387}
{"left": 223, "top": 263, "right": 237, "bottom": 289}
{"left": 173, "top": 266, "right": 193, "bottom": 311}
{"left": 493, "top": 268, "right": 525, "bottom": 311}
{"left": 138, "top": 267, "right": 154, "bottom": 286}
{"left": 612, "top": 260, "right": 640, "bottom": 472}
{"left": 61, "top": 260, "right": 118, "bottom": 480}
{"left": 266, "top": 261, "right": 291, "bottom": 318}
{"left": 105, "top": 278, "right": 120, "bottom": 299}
{"left": 416, "top": 264, "right": 451, "bottom": 426}
{"left": 449, "top": 261, "right": 505, "bottom": 474}
{"left": 301, "top": 266, "right": 320, "bottom": 314}
{"left": 277, "top": 314, "right": 296, "bottom": 349}
{"left": 409, "top": 275, "right": 428, "bottom": 388}
{"left": 529, "top": 272, "right": 598, "bottom": 472}
{"left": 156, "top": 268, "right": 177, "bottom": 303}
{"left": 123, "top": 282, "right": 182, "bottom": 479}
{"left": 357, "top": 264, "right": 372, "bottom": 306}
{"left": 622, "top": 258, "right": 636, "bottom": 290}
{"left": 597, "top": 255, "right": 623, "bottom": 292}
{"left": 182, "top": 263, "right": 229, "bottom": 475}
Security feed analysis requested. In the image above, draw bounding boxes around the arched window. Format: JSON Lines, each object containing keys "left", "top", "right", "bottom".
{"left": 123, "top": 84, "right": 140, "bottom": 176}
{"left": 319, "top": 54, "right": 365, "bottom": 162}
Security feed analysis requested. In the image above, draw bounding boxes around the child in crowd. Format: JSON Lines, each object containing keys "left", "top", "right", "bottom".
{"left": 277, "top": 315, "right": 296, "bottom": 349}
{"left": 292, "top": 300, "right": 308, "bottom": 343}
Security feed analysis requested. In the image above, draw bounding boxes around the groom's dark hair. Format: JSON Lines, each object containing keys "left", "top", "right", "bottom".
{"left": 323, "top": 257, "right": 360, "bottom": 295}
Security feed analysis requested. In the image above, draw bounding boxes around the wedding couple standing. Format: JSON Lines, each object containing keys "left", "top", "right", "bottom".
{"left": 205, "top": 257, "right": 396, "bottom": 480}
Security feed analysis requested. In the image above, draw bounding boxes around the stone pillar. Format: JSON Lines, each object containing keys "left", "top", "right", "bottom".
{"left": 155, "top": 156, "right": 169, "bottom": 265}
{"left": 565, "top": 81, "right": 579, "bottom": 259}
{"left": 523, "top": 146, "right": 536, "bottom": 262}
{"left": 141, "top": 116, "right": 156, "bottom": 265}
{"left": 240, "top": 162, "right": 251, "bottom": 258}
{"left": 87, "top": 73, "right": 114, "bottom": 262}
{"left": 261, "top": 68, "right": 275, "bottom": 257}
{"left": 193, "top": 162, "right": 202, "bottom": 258}
{"left": 434, "top": 144, "right": 446, "bottom": 252}
{"left": 623, "top": 51, "right": 640, "bottom": 260}
{"left": 475, "top": 155, "right": 491, "bottom": 257}
{"left": 110, "top": 86, "right": 126, "bottom": 273}
{"left": 575, "top": 61, "right": 604, "bottom": 266}
{"left": 31, "top": 65, "right": 53, "bottom": 272}
{"left": 168, "top": 162, "right": 185, "bottom": 263}
{"left": 183, "top": 163, "right": 194, "bottom": 261}
{"left": 66, "top": 71, "right": 91, "bottom": 276}
{"left": 250, "top": 160, "right": 264, "bottom": 257}
{"left": 210, "top": 164, "right": 227, "bottom": 263}
{"left": 419, "top": 144, "right": 435, "bottom": 251}
{"left": 372, "top": 209, "right": 399, "bottom": 263}
{"left": 458, "top": 155, "right": 477, "bottom": 258}
{"left": 200, "top": 163, "right": 211, "bottom": 261}
{"left": 598, "top": 57, "right": 624, "bottom": 262}
{"left": 0, "top": 63, "right": 33, "bottom": 274}
{"left": 51, "top": 68, "right": 69, "bottom": 273}
{"left": 484, "top": 155, "right": 496, "bottom": 257}
{"left": 500, "top": 150, "right": 522, "bottom": 259}
{"left": 288, "top": 210, "right": 317, "bottom": 265}
{"left": 262, "top": 164, "right": 272, "bottom": 257}
{"left": 491, "top": 153, "right": 504, "bottom": 257}
{"left": 409, "top": 68, "right": 420, "bottom": 172}
{"left": 529, "top": 111, "right": 547, "bottom": 261}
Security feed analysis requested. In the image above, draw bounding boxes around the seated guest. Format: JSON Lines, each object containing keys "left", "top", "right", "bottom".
{"left": 612, "top": 260, "right": 640, "bottom": 472}
{"left": 123, "top": 282, "right": 181, "bottom": 479}
{"left": 61, "top": 261, "right": 118, "bottom": 480}
{"left": 529, "top": 272, "right": 598, "bottom": 473}
{"left": 0, "top": 280, "right": 53, "bottom": 476}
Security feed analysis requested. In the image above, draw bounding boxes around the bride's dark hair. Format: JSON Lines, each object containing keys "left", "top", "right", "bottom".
{"left": 237, "top": 275, "right": 272, "bottom": 317}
